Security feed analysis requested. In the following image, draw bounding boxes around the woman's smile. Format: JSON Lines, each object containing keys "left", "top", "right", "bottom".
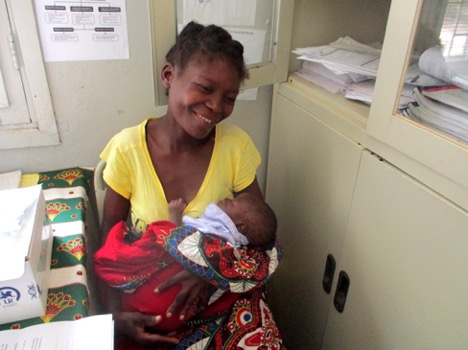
{"left": 195, "top": 112, "right": 214, "bottom": 124}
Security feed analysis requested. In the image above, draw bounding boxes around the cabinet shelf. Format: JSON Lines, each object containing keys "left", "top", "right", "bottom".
{"left": 281, "top": 75, "right": 368, "bottom": 144}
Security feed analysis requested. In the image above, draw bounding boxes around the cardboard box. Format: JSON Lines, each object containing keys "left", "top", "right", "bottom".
{"left": 0, "top": 185, "right": 53, "bottom": 324}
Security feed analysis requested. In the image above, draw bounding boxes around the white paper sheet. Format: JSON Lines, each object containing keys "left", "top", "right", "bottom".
{"left": 419, "top": 47, "right": 468, "bottom": 90}
{"left": 33, "top": 0, "right": 129, "bottom": 62}
{"left": 183, "top": 0, "right": 257, "bottom": 26}
{"left": 0, "top": 314, "right": 114, "bottom": 349}
{"left": 0, "top": 170, "right": 21, "bottom": 190}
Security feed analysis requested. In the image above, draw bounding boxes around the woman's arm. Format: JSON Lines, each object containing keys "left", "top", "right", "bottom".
{"left": 235, "top": 177, "right": 263, "bottom": 199}
{"left": 98, "top": 187, "right": 179, "bottom": 345}
{"left": 100, "top": 187, "right": 130, "bottom": 244}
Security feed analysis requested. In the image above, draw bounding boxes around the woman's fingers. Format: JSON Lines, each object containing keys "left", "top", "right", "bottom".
{"left": 115, "top": 312, "right": 179, "bottom": 345}
{"left": 154, "top": 269, "right": 212, "bottom": 319}
{"left": 165, "top": 274, "right": 199, "bottom": 317}
{"left": 154, "top": 269, "right": 191, "bottom": 293}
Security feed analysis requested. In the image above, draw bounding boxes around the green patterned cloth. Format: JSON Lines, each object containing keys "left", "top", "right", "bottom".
{"left": 0, "top": 168, "right": 93, "bottom": 330}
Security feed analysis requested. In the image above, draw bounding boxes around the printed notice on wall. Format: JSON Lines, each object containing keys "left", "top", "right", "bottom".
{"left": 183, "top": 0, "right": 257, "bottom": 26}
{"left": 34, "top": 0, "right": 129, "bottom": 62}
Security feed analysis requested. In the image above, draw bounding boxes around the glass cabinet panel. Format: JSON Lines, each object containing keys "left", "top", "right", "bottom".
{"left": 400, "top": 0, "right": 468, "bottom": 145}
{"left": 176, "top": 0, "right": 277, "bottom": 65}
{"left": 368, "top": 0, "right": 468, "bottom": 197}
{"left": 150, "top": 0, "right": 294, "bottom": 105}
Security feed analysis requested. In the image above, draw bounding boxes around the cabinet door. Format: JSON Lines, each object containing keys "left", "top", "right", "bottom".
{"left": 368, "top": 0, "right": 468, "bottom": 200}
{"left": 323, "top": 151, "right": 468, "bottom": 349}
{"left": 265, "top": 93, "right": 363, "bottom": 349}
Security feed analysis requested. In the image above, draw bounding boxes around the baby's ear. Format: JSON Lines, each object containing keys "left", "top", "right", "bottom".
{"left": 236, "top": 222, "right": 247, "bottom": 234}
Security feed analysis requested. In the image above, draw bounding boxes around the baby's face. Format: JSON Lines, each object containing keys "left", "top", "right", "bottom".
{"left": 217, "top": 193, "right": 254, "bottom": 222}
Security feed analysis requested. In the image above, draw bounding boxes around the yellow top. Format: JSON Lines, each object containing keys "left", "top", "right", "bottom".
{"left": 100, "top": 117, "right": 261, "bottom": 233}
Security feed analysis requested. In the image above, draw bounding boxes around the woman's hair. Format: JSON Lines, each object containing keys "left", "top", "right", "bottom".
{"left": 165, "top": 21, "right": 249, "bottom": 82}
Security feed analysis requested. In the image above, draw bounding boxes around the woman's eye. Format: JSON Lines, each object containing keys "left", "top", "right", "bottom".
{"left": 199, "top": 84, "right": 212, "bottom": 93}
{"left": 226, "top": 96, "right": 237, "bottom": 104}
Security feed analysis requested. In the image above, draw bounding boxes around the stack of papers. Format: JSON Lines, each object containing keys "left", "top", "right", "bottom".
{"left": 345, "top": 80, "right": 416, "bottom": 109}
{"left": 422, "top": 86, "right": 468, "bottom": 113}
{"left": 293, "top": 37, "right": 417, "bottom": 108}
{"left": 403, "top": 88, "right": 468, "bottom": 143}
{"left": 292, "top": 39, "right": 462, "bottom": 109}
{"left": 293, "top": 36, "right": 382, "bottom": 78}
{"left": 418, "top": 47, "right": 468, "bottom": 90}
{"left": 401, "top": 46, "right": 468, "bottom": 144}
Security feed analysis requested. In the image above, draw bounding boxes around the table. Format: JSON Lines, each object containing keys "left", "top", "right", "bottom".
{"left": 0, "top": 167, "right": 98, "bottom": 330}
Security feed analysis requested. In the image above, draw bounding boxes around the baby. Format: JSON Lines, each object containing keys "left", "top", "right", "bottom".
{"left": 171, "top": 192, "right": 277, "bottom": 248}
{"left": 94, "top": 193, "right": 277, "bottom": 332}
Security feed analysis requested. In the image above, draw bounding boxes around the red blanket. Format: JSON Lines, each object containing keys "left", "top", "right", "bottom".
{"left": 95, "top": 220, "right": 285, "bottom": 349}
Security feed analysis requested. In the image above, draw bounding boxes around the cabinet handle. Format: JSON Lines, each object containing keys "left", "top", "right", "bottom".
{"left": 333, "top": 271, "right": 350, "bottom": 313}
{"left": 322, "top": 254, "right": 336, "bottom": 294}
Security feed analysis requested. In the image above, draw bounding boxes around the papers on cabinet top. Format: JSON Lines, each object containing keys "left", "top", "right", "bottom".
{"left": 293, "top": 38, "right": 468, "bottom": 143}
{"left": 292, "top": 38, "right": 466, "bottom": 109}
{"left": 293, "top": 36, "right": 382, "bottom": 78}
{"left": 293, "top": 37, "right": 419, "bottom": 107}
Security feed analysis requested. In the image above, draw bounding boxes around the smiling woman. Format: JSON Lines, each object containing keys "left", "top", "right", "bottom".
{"left": 96, "top": 21, "right": 285, "bottom": 349}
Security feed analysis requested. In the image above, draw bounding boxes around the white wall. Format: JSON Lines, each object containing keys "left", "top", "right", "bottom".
{"left": 0, "top": 2, "right": 273, "bottom": 192}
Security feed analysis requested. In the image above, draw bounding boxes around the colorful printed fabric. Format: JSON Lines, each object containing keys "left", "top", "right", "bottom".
{"left": 103, "top": 219, "right": 285, "bottom": 349}
{"left": 154, "top": 221, "right": 285, "bottom": 349}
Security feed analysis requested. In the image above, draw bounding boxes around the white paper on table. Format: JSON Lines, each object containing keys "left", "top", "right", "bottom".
{"left": 0, "top": 170, "right": 21, "bottom": 190}
{"left": 0, "top": 314, "right": 114, "bottom": 349}
{"left": 183, "top": 0, "right": 256, "bottom": 26}
{"left": 33, "top": 0, "right": 129, "bottom": 62}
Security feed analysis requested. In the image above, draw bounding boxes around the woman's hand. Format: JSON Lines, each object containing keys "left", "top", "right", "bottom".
{"left": 114, "top": 311, "right": 180, "bottom": 345}
{"left": 154, "top": 269, "right": 212, "bottom": 320}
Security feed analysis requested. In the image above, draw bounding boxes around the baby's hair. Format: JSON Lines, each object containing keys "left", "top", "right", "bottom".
{"left": 166, "top": 21, "right": 249, "bottom": 82}
{"left": 246, "top": 196, "right": 277, "bottom": 247}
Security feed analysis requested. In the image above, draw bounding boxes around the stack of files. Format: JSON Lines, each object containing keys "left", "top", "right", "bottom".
{"left": 293, "top": 37, "right": 419, "bottom": 109}
{"left": 403, "top": 88, "right": 468, "bottom": 144}
{"left": 296, "top": 61, "right": 369, "bottom": 94}
{"left": 418, "top": 46, "right": 468, "bottom": 90}
{"left": 293, "top": 36, "right": 382, "bottom": 78}
{"left": 345, "top": 80, "right": 416, "bottom": 109}
{"left": 421, "top": 86, "right": 468, "bottom": 113}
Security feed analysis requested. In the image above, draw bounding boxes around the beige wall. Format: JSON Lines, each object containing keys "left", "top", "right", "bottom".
{"left": 0, "top": 2, "right": 273, "bottom": 192}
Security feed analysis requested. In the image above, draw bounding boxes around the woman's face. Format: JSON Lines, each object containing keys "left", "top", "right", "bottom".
{"left": 163, "top": 57, "right": 241, "bottom": 139}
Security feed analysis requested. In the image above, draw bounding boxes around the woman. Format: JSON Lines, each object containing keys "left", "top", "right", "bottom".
{"left": 98, "top": 21, "right": 284, "bottom": 349}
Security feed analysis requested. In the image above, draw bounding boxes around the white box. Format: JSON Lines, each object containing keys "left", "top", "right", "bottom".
{"left": 0, "top": 185, "right": 53, "bottom": 324}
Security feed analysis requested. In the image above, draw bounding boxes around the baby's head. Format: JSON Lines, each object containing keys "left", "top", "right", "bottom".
{"left": 217, "top": 193, "right": 277, "bottom": 247}
{"left": 165, "top": 21, "right": 249, "bottom": 83}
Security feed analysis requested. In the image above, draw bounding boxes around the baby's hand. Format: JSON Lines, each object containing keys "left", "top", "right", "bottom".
{"left": 169, "top": 198, "right": 186, "bottom": 213}
{"left": 168, "top": 198, "right": 186, "bottom": 225}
